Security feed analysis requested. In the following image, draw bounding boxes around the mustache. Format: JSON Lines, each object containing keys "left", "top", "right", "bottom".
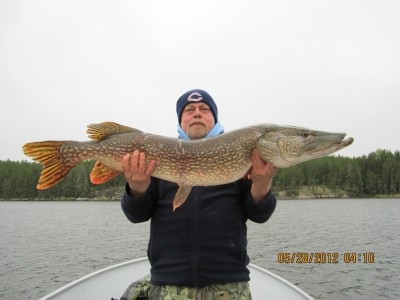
{"left": 189, "top": 119, "right": 207, "bottom": 126}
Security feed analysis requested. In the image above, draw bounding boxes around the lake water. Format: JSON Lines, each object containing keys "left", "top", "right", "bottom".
{"left": 0, "top": 199, "right": 399, "bottom": 299}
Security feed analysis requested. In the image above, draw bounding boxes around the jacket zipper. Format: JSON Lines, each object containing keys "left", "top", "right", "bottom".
{"left": 192, "top": 187, "right": 198, "bottom": 286}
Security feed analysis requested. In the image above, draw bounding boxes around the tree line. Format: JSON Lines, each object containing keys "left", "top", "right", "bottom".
{"left": 1, "top": 149, "right": 399, "bottom": 200}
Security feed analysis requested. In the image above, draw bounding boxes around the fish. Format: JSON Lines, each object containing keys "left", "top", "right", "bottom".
{"left": 23, "top": 122, "right": 353, "bottom": 210}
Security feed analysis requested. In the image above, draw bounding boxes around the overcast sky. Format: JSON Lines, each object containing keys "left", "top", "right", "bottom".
{"left": 1, "top": 0, "right": 399, "bottom": 161}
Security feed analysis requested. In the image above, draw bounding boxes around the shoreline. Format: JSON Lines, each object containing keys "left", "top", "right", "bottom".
{"left": 2, "top": 195, "right": 400, "bottom": 201}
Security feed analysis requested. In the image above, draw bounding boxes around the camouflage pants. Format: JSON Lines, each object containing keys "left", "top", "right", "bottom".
{"left": 119, "top": 275, "right": 252, "bottom": 300}
{"left": 149, "top": 282, "right": 252, "bottom": 300}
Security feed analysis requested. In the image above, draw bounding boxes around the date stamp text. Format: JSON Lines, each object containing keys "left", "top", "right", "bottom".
{"left": 277, "top": 252, "right": 375, "bottom": 264}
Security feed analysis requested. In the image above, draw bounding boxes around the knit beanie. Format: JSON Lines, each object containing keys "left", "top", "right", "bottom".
{"left": 176, "top": 89, "right": 218, "bottom": 124}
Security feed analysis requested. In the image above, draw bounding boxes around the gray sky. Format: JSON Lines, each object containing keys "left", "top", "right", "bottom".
{"left": 1, "top": 0, "right": 399, "bottom": 161}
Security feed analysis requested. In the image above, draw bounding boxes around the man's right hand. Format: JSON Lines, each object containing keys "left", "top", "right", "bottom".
{"left": 121, "top": 150, "right": 156, "bottom": 197}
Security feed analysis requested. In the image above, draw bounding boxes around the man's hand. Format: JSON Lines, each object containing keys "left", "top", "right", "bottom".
{"left": 121, "top": 150, "right": 156, "bottom": 197}
{"left": 250, "top": 152, "right": 279, "bottom": 202}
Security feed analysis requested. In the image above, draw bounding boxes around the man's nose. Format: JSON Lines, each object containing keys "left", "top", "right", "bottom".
{"left": 193, "top": 108, "right": 202, "bottom": 116}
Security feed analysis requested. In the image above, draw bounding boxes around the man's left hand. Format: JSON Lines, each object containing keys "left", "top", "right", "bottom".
{"left": 250, "top": 152, "right": 279, "bottom": 202}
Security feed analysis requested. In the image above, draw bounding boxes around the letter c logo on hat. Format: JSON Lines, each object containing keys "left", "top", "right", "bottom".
{"left": 187, "top": 92, "right": 203, "bottom": 102}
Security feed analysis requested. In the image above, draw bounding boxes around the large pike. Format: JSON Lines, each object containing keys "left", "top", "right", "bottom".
{"left": 23, "top": 122, "right": 353, "bottom": 210}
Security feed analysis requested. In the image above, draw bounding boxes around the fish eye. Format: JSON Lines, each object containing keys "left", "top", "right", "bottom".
{"left": 299, "top": 131, "right": 316, "bottom": 139}
{"left": 299, "top": 131, "right": 309, "bottom": 139}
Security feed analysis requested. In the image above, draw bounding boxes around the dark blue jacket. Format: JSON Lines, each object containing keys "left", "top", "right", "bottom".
{"left": 121, "top": 177, "right": 276, "bottom": 287}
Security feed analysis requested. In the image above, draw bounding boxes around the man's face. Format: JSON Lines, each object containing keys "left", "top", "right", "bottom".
{"left": 180, "top": 102, "right": 216, "bottom": 139}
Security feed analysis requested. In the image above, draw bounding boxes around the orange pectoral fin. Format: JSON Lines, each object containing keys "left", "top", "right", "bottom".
{"left": 172, "top": 185, "right": 193, "bottom": 211}
{"left": 90, "top": 161, "right": 121, "bottom": 184}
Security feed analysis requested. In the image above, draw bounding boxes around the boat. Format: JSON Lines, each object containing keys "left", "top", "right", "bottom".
{"left": 39, "top": 257, "right": 314, "bottom": 299}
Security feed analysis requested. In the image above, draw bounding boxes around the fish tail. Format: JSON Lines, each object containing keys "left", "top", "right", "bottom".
{"left": 22, "top": 141, "right": 80, "bottom": 189}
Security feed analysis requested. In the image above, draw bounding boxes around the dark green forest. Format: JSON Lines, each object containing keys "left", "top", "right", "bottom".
{"left": 1, "top": 149, "right": 399, "bottom": 200}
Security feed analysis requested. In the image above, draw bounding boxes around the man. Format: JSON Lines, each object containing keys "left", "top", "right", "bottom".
{"left": 120, "top": 89, "right": 278, "bottom": 299}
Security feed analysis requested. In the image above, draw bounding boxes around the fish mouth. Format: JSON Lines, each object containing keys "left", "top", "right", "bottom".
{"left": 306, "top": 133, "right": 354, "bottom": 154}
{"left": 337, "top": 136, "right": 354, "bottom": 147}
{"left": 331, "top": 133, "right": 354, "bottom": 149}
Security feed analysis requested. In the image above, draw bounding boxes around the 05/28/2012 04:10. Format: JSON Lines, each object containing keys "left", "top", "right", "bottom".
{"left": 277, "top": 252, "right": 375, "bottom": 264}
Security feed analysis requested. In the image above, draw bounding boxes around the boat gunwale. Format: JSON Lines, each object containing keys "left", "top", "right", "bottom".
{"left": 39, "top": 257, "right": 314, "bottom": 300}
{"left": 39, "top": 258, "right": 148, "bottom": 300}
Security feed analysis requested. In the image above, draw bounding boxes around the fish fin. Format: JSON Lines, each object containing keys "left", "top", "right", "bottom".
{"left": 172, "top": 185, "right": 193, "bottom": 211}
{"left": 90, "top": 161, "right": 121, "bottom": 184}
{"left": 87, "top": 122, "right": 142, "bottom": 141}
{"left": 22, "top": 141, "right": 79, "bottom": 189}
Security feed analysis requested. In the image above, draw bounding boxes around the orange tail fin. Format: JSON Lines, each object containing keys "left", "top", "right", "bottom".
{"left": 22, "top": 141, "right": 79, "bottom": 189}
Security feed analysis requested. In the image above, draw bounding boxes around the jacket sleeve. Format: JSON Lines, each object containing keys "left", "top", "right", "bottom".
{"left": 121, "top": 178, "right": 158, "bottom": 223}
{"left": 240, "top": 179, "right": 277, "bottom": 223}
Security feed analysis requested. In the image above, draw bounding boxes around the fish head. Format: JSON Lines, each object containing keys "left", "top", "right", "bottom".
{"left": 255, "top": 124, "right": 354, "bottom": 168}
